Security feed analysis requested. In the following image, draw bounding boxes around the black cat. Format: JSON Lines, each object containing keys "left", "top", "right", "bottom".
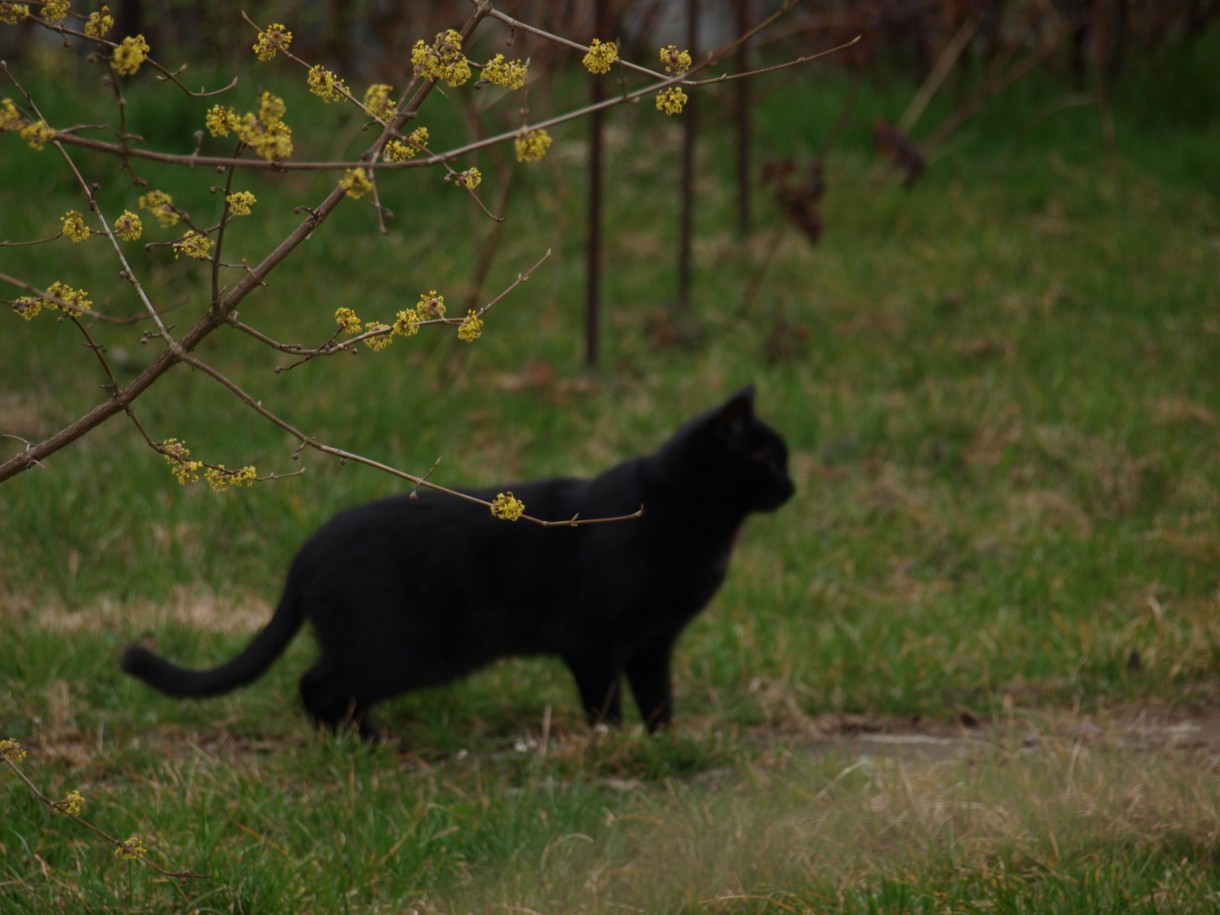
{"left": 122, "top": 387, "right": 794, "bottom": 740}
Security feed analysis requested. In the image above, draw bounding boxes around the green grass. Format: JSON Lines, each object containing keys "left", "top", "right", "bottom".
{"left": 2, "top": 21, "right": 1219, "bottom": 914}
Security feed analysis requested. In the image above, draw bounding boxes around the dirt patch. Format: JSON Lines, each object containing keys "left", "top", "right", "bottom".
{"left": 786, "top": 708, "right": 1220, "bottom": 763}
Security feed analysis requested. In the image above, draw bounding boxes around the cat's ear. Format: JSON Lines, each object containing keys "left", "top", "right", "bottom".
{"left": 715, "top": 386, "right": 756, "bottom": 446}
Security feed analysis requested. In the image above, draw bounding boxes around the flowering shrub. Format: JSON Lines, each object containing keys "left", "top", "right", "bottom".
{"left": 0, "top": 3, "right": 830, "bottom": 521}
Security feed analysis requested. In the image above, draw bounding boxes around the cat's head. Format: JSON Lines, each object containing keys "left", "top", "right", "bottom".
{"left": 665, "top": 386, "right": 795, "bottom": 514}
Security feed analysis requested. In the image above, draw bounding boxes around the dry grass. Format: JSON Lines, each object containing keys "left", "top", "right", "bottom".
{"left": 451, "top": 719, "right": 1220, "bottom": 913}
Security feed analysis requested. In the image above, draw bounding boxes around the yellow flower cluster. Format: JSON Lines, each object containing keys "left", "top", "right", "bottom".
{"left": 252, "top": 22, "right": 291, "bottom": 61}
{"left": 20, "top": 119, "right": 55, "bottom": 150}
{"left": 114, "top": 835, "right": 147, "bottom": 861}
{"left": 162, "top": 438, "right": 203, "bottom": 484}
{"left": 111, "top": 34, "right": 149, "bottom": 76}
{"left": 392, "top": 308, "right": 420, "bottom": 337}
{"left": 514, "top": 128, "right": 552, "bottom": 164}
{"left": 207, "top": 93, "right": 293, "bottom": 162}
{"left": 138, "top": 189, "right": 178, "bottom": 226}
{"left": 481, "top": 54, "right": 528, "bottom": 90}
{"left": 660, "top": 44, "right": 692, "bottom": 75}
{"left": 656, "top": 86, "right": 688, "bottom": 116}
{"left": 84, "top": 3, "right": 112, "bottom": 38}
{"left": 452, "top": 167, "right": 481, "bottom": 190}
{"left": 362, "top": 322, "right": 393, "bottom": 351}
{"left": 0, "top": 97, "right": 19, "bottom": 130}
{"left": 0, "top": 3, "right": 29, "bottom": 25}
{"left": 205, "top": 104, "right": 235, "bottom": 137}
{"left": 363, "top": 83, "right": 395, "bottom": 121}
{"left": 12, "top": 280, "right": 91, "bottom": 321}
{"left": 334, "top": 307, "right": 361, "bottom": 335}
{"left": 205, "top": 465, "right": 257, "bottom": 492}
{"left": 226, "top": 191, "right": 256, "bottom": 216}
{"left": 331, "top": 290, "right": 464, "bottom": 353}
{"left": 490, "top": 491, "right": 525, "bottom": 522}
{"left": 46, "top": 280, "right": 92, "bottom": 314}
{"left": 113, "top": 209, "right": 142, "bottom": 240}
{"left": 172, "top": 230, "right": 212, "bottom": 260}
{"left": 52, "top": 789, "right": 85, "bottom": 817}
{"left": 385, "top": 126, "right": 428, "bottom": 162}
{"left": 411, "top": 29, "right": 471, "bottom": 87}
{"left": 0, "top": 737, "right": 27, "bottom": 762}
{"left": 416, "top": 290, "right": 445, "bottom": 319}
{"left": 41, "top": 0, "right": 69, "bottom": 22}
{"left": 12, "top": 296, "right": 40, "bottom": 320}
{"left": 457, "top": 310, "right": 483, "bottom": 343}
{"left": 62, "top": 210, "right": 90, "bottom": 243}
{"left": 582, "top": 39, "right": 618, "bottom": 74}
{"left": 307, "top": 65, "right": 346, "bottom": 103}
{"left": 339, "top": 167, "right": 372, "bottom": 199}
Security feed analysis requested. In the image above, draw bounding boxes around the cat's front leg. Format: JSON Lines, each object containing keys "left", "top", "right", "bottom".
{"left": 565, "top": 654, "right": 624, "bottom": 727}
{"left": 625, "top": 637, "right": 676, "bottom": 733}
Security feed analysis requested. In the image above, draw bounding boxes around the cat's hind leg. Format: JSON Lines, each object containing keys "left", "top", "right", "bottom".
{"left": 299, "top": 661, "right": 381, "bottom": 741}
{"left": 625, "top": 636, "right": 676, "bottom": 733}
{"left": 565, "top": 653, "right": 624, "bottom": 727}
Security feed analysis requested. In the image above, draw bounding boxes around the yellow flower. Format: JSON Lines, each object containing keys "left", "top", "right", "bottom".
{"left": 362, "top": 322, "right": 392, "bottom": 351}
{"left": 172, "top": 230, "right": 213, "bottom": 260}
{"left": 410, "top": 29, "right": 471, "bottom": 87}
{"left": 307, "top": 65, "right": 346, "bottom": 103}
{"left": 655, "top": 86, "right": 688, "bottom": 116}
{"left": 46, "top": 280, "right": 91, "bottom": 314}
{"left": 19, "top": 119, "right": 55, "bottom": 150}
{"left": 0, "top": 97, "right": 21, "bottom": 131}
{"left": 114, "top": 835, "right": 147, "bottom": 861}
{"left": 234, "top": 93, "right": 293, "bottom": 161}
{"left": 0, "top": 3, "right": 29, "bottom": 25}
{"left": 457, "top": 310, "right": 483, "bottom": 343}
{"left": 387, "top": 125, "right": 430, "bottom": 161}
{"left": 0, "top": 737, "right": 27, "bottom": 762}
{"left": 162, "top": 438, "right": 202, "bottom": 484}
{"left": 13, "top": 296, "right": 42, "bottom": 320}
{"left": 481, "top": 54, "right": 528, "bottom": 90}
{"left": 660, "top": 44, "right": 692, "bottom": 75}
{"left": 84, "top": 3, "right": 112, "bottom": 38}
{"left": 582, "top": 38, "right": 618, "bottom": 75}
{"left": 138, "top": 189, "right": 178, "bottom": 227}
{"left": 252, "top": 22, "right": 291, "bottom": 61}
{"left": 334, "top": 307, "right": 361, "bottom": 335}
{"left": 452, "top": 167, "right": 481, "bottom": 190}
{"left": 363, "top": 83, "right": 395, "bottom": 121}
{"left": 53, "top": 789, "right": 85, "bottom": 817}
{"left": 111, "top": 34, "right": 149, "bottom": 76}
{"left": 41, "top": 0, "right": 69, "bottom": 22}
{"left": 391, "top": 308, "right": 421, "bottom": 337}
{"left": 415, "top": 290, "right": 445, "bottom": 319}
{"left": 490, "top": 492, "right": 525, "bottom": 522}
{"left": 205, "top": 104, "right": 237, "bottom": 138}
{"left": 384, "top": 139, "right": 415, "bottom": 162}
{"left": 339, "top": 167, "right": 372, "bottom": 199}
{"left": 206, "top": 465, "right": 257, "bottom": 492}
{"left": 514, "top": 128, "right": 552, "bottom": 164}
{"left": 113, "top": 209, "right": 142, "bottom": 241}
{"left": 225, "top": 191, "right": 256, "bottom": 216}
{"left": 62, "top": 210, "right": 91, "bottom": 243}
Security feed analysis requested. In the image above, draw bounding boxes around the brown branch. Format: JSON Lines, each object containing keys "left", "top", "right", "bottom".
{"left": 0, "top": 750, "right": 205, "bottom": 881}
{"left": 179, "top": 350, "right": 638, "bottom": 527}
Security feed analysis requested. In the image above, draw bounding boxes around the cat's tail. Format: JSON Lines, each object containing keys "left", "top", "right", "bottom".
{"left": 121, "top": 583, "right": 304, "bottom": 699}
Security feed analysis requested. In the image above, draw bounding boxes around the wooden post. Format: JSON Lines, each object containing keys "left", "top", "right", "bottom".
{"left": 735, "top": 0, "right": 752, "bottom": 237}
{"left": 585, "top": 0, "right": 608, "bottom": 368}
{"left": 677, "top": 0, "right": 699, "bottom": 312}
